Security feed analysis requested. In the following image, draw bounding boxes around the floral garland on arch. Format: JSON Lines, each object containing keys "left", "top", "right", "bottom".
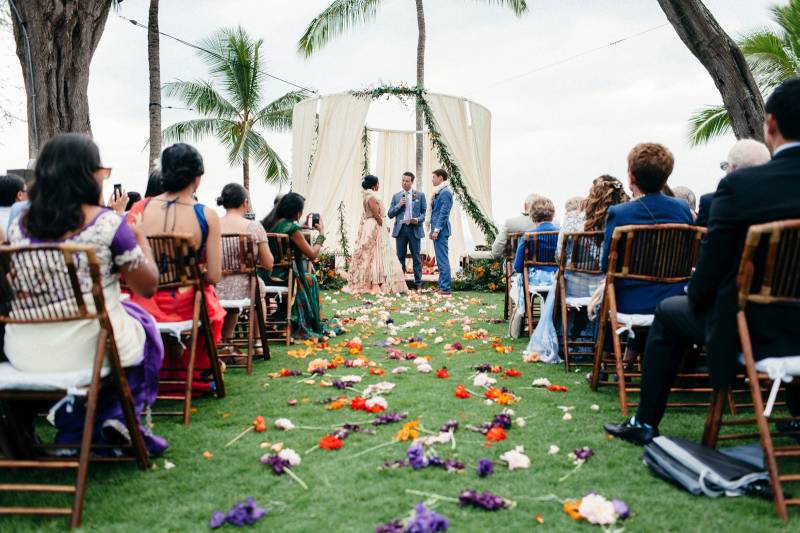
{"left": 351, "top": 84, "right": 497, "bottom": 243}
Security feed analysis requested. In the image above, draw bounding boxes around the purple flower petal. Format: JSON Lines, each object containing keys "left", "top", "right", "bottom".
{"left": 209, "top": 511, "right": 226, "bottom": 529}
{"left": 477, "top": 459, "right": 494, "bottom": 477}
{"left": 612, "top": 499, "right": 630, "bottom": 519}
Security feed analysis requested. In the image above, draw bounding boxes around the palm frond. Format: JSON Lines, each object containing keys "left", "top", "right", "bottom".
{"left": 253, "top": 132, "right": 290, "bottom": 185}
{"left": 688, "top": 105, "right": 733, "bottom": 147}
{"left": 161, "top": 118, "right": 233, "bottom": 145}
{"left": 199, "top": 27, "right": 265, "bottom": 112}
{"left": 770, "top": 0, "right": 800, "bottom": 57}
{"left": 474, "top": 0, "right": 529, "bottom": 17}
{"left": 163, "top": 80, "right": 238, "bottom": 119}
{"left": 298, "top": 0, "right": 384, "bottom": 58}
{"left": 738, "top": 30, "right": 797, "bottom": 92}
{"left": 254, "top": 91, "right": 307, "bottom": 132}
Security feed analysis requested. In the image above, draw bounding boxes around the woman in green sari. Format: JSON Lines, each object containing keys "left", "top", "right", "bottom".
{"left": 261, "top": 192, "right": 327, "bottom": 339}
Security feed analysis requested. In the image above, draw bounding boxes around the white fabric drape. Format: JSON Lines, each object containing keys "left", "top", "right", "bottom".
{"left": 376, "top": 130, "right": 415, "bottom": 210}
{"left": 426, "top": 94, "right": 493, "bottom": 246}
{"left": 290, "top": 98, "right": 319, "bottom": 184}
{"left": 293, "top": 94, "right": 370, "bottom": 251}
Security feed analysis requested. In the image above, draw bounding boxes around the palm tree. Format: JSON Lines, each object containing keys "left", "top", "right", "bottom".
{"left": 298, "top": 0, "right": 528, "bottom": 178}
{"left": 688, "top": 0, "right": 800, "bottom": 146}
{"left": 163, "top": 27, "right": 306, "bottom": 190}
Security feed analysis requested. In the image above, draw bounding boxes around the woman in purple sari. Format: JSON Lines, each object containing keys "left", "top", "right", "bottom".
{"left": 4, "top": 133, "right": 167, "bottom": 455}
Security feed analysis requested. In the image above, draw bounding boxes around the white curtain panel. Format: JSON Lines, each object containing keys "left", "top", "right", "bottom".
{"left": 375, "top": 130, "right": 415, "bottom": 210}
{"left": 296, "top": 94, "right": 370, "bottom": 253}
{"left": 426, "top": 94, "right": 493, "bottom": 246}
{"left": 290, "top": 97, "right": 319, "bottom": 190}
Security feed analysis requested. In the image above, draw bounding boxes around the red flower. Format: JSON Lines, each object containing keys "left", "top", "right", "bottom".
{"left": 370, "top": 367, "right": 385, "bottom": 376}
{"left": 437, "top": 368, "right": 450, "bottom": 379}
{"left": 547, "top": 385, "right": 568, "bottom": 392}
{"left": 505, "top": 368, "right": 521, "bottom": 378}
{"left": 349, "top": 396, "right": 367, "bottom": 410}
{"left": 454, "top": 385, "right": 471, "bottom": 399}
{"left": 367, "top": 403, "right": 385, "bottom": 413}
{"left": 485, "top": 426, "right": 507, "bottom": 442}
{"left": 319, "top": 434, "right": 344, "bottom": 450}
{"left": 253, "top": 416, "right": 267, "bottom": 432}
{"left": 484, "top": 387, "right": 502, "bottom": 399}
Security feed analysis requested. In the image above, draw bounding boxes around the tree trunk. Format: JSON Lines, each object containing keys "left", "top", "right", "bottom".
{"left": 147, "top": 0, "right": 161, "bottom": 171}
{"left": 658, "top": 0, "right": 765, "bottom": 141}
{"left": 242, "top": 153, "right": 250, "bottom": 195}
{"left": 10, "top": 0, "right": 113, "bottom": 158}
{"left": 415, "top": 0, "right": 425, "bottom": 180}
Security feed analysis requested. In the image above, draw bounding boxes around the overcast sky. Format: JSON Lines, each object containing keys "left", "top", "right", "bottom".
{"left": 0, "top": 0, "right": 777, "bottom": 241}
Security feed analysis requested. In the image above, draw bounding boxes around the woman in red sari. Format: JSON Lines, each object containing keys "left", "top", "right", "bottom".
{"left": 127, "top": 143, "right": 224, "bottom": 393}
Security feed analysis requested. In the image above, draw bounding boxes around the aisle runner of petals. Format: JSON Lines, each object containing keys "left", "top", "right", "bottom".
{"left": 207, "top": 290, "right": 630, "bottom": 531}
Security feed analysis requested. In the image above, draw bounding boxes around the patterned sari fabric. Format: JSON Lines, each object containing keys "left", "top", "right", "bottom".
{"left": 267, "top": 219, "right": 325, "bottom": 339}
{"left": 344, "top": 191, "right": 408, "bottom": 295}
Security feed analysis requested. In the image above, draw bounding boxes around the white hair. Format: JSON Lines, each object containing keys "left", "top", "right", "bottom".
{"left": 672, "top": 186, "right": 696, "bottom": 211}
{"left": 727, "top": 139, "right": 771, "bottom": 170}
{"left": 524, "top": 193, "right": 538, "bottom": 212}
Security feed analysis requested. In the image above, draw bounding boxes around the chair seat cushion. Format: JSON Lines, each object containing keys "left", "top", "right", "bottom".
{"left": 528, "top": 284, "right": 553, "bottom": 294}
{"left": 616, "top": 313, "right": 654, "bottom": 328}
{"left": 0, "top": 362, "right": 110, "bottom": 391}
{"left": 220, "top": 298, "right": 251, "bottom": 310}
{"left": 156, "top": 320, "right": 195, "bottom": 338}
{"left": 752, "top": 355, "right": 800, "bottom": 381}
{"left": 565, "top": 296, "right": 592, "bottom": 308}
{"left": 264, "top": 286, "right": 289, "bottom": 294}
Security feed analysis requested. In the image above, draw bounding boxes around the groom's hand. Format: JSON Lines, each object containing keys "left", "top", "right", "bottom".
{"left": 409, "top": 218, "right": 418, "bottom": 225}
{"left": 430, "top": 230, "right": 439, "bottom": 241}
{"left": 398, "top": 197, "right": 407, "bottom": 207}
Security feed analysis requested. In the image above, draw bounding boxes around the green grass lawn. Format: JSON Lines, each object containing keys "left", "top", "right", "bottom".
{"left": 1, "top": 290, "right": 794, "bottom": 532}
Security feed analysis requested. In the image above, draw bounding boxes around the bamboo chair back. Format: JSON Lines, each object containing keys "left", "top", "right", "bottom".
{"left": 560, "top": 231, "right": 604, "bottom": 275}
{"left": 147, "top": 233, "right": 200, "bottom": 289}
{"left": 607, "top": 224, "right": 703, "bottom": 283}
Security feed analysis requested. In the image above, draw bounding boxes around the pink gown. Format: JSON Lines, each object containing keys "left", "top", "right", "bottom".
{"left": 344, "top": 191, "right": 409, "bottom": 295}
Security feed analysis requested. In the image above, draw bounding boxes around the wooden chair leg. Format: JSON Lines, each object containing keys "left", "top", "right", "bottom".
{"left": 254, "top": 288, "right": 271, "bottom": 361}
{"left": 702, "top": 387, "right": 726, "bottom": 448}
{"left": 558, "top": 279, "right": 570, "bottom": 373}
{"left": 609, "top": 320, "right": 628, "bottom": 416}
{"left": 590, "top": 299, "right": 610, "bottom": 391}
{"left": 201, "top": 297, "right": 226, "bottom": 400}
{"left": 182, "top": 292, "right": 203, "bottom": 425}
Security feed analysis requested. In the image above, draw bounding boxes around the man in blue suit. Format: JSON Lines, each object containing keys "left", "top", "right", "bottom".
{"left": 387, "top": 171, "right": 427, "bottom": 289}
{"left": 429, "top": 168, "right": 454, "bottom": 296}
{"left": 600, "top": 143, "right": 693, "bottom": 315}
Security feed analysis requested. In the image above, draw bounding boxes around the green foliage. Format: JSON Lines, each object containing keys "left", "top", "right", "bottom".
{"left": 162, "top": 26, "right": 307, "bottom": 185}
{"left": 452, "top": 257, "right": 505, "bottom": 292}
{"left": 689, "top": 0, "right": 800, "bottom": 146}
{"left": 314, "top": 252, "right": 347, "bottom": 289}
{"left": 351, "top": 84, "right": 497, "bottom": 243}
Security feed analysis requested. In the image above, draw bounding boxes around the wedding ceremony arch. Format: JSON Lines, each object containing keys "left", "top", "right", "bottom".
{"left": 291, "top": 86, "right": 496, "bottom": 271}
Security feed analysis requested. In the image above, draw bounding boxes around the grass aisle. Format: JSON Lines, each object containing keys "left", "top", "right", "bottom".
{"left": 3, "top": 290, "right": 793, "bottom": 532}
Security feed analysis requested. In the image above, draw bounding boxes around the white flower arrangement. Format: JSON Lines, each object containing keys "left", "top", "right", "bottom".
{"left": 473, "top": 373, "right": 497, "bottom": 388}
{"left": 499, "top": 446, "right": 531, "bottom": 470}
{"left": 365, "top": 396, "right": 388, "bottom": 410}
{"left": 277, "top": 448, "right": 301, "bottom": 466}
{"left": 274, "top": 418, "right": 295, "bottom": 431}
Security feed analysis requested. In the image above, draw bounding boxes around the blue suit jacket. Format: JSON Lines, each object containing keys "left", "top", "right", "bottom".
{"left": 429, "top": 186, "right": 453, "bottom": 238}
{"left": 601, "top": 193, "right": 693, "bottom": 314}
{"left": 695, "top": 192, "right": 714, "bottom": 227}
{"left": 513, "top": 221, "right": 559, "bottom": 273}
{"left": 387, "top": 190, "right": 427, "bottom": 239}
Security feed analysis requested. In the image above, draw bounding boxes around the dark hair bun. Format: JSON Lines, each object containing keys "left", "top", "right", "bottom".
{"left": 217, "top": 182, "right": 248, "bottom": 209}
{"left": 160, "top": 143, "right": 204, "bottom": 192}
{"left": 362, "top": 174, "right": 379, "bottom": 190}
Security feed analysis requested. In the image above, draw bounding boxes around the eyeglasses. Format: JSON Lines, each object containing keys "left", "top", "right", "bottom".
{"left": 95, "top": 167, "right": 113, "bottom": 179}
{"left": 719, "top": 161, "right": 730, "bottom": 171}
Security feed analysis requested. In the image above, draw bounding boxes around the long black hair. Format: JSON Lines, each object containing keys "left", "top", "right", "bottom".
{"left": 216, "top": 183, "right": 248, "bottom": 209}
{"left": 261, "top": 192, "right": 305, "bottom": 232}
{"left": 145, "top": 169, "right": 164, "bottom": 197}
{"left": 24, "top": 133, "right": 103, "bottom": 240}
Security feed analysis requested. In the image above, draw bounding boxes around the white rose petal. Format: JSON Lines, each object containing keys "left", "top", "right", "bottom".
{"left": 548, "top": 445, "right": 560, "bottom": 455}
{"left": 532, "top": 377, "right": 551, "bottom": 387}
{"left": 562, "top": 412, "right": 573, "bottom": 421}
{"left": 392, "top": 366, "right": 408, "bottom": 374}
{"left": 473, "top": 373, "right": 497, "bottom": 388}
{"left": 578, "top": 494, "right": 618, "bottom": 526}
{"left": 417, "top": 363, "right": 433, "bottom": 373}
{"left": 341, "top": 375, "right": 362, "bottom": 384}
{"left": 278, "top": 448, "right": 301, "bottom": 466}
{"left": 500, "top": 446, "right": 531, "bottom": 470}
{"left": 590, "top": 404, "right": 600, "bottom": 411}
{"left": 515, "top": 417, "right": 526, "bottom": 428}
{"left": 274, "top": 418, "right": 295, "bottom": 431}
{"left": 434, "top": 336, "right": 444, "bottom": 344}
{"left": 164, "top": 460, "right": 175, "bottom": 470}
{"left": 365, "top": 396, "right": 388, "bottom": 410}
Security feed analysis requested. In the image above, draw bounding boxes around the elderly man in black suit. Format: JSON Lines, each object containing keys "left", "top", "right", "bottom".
{"left": 695, "top": 139, "right": 771, "bottom": 227}
{"left": 605, "top": 77, "right": 800, "bottom": 445}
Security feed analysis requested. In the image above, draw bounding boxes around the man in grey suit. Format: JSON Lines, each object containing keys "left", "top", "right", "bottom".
{"left": 387, "top": 171, "right": 427, "bottom": 289}
{"left": 491, "top": 193, "right": 538, "bottom": 257}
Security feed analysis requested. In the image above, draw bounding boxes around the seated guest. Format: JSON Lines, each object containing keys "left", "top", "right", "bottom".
{"left": 605, "top": 77, "right": 800, "bottom": 444}
{"left": 601, "top": 143, "right": 693, "bottom": 315}
{"left": 491, "top": 193, "right": 538, "bottom": 257}
{"left": 672, "top": 186, "right": 697, "bottom": 219}
{"left": 514, "top": 195, "right": 559, "bottom": 302}
{"left": 5, "top": 133, "right": 167, "bottom": 454}
{"left": 125, "top": 191, "right": 142, "bottom": 212}
{"left": 0, "top": 174, "right": 26, "bottom": 233}
{"left": 696, "top": 139, "right": 771, "bottom": 226}
{"left": 216, "top": 183, "right": 273, "bottom": 349}
{"left": 128, "top": 143, "right": 225, "bottom": 393}
{"left": 261, "top": 192, "right": 327, "bottom": 339}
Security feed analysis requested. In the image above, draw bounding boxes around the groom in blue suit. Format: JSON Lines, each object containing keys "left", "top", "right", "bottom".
{"left": 388, "top": 171, "right": 427, "bottom": 289}
{"left": 429, "top": 168, "right": 454, "bottom": 295}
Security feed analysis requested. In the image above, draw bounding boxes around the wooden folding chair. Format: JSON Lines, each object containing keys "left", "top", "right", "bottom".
{"left": 702, "top": 219, "right": 800, "bottom": 520}
{"left": 0, "top": 243, "right": 149, "bottom": 527}
{"left": 148, "top": 234, "right": 225, "bottom": 424}
{"left": 521, "top": 231, "right": 560, "bottom": 336}
{"left": 216, "top": 234, "right": 271, "bottom": 375}
{"left": 556, "top": 231, "right": 604, "bottom": 372}
{"left": 264, "top": 233, "right": 295, "bottom": 345}
{"left": 590, "top": 224, "right": 705, "bottom": 415}
{"left": 503, "top": 232, "right": 523, "bottom": 321}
